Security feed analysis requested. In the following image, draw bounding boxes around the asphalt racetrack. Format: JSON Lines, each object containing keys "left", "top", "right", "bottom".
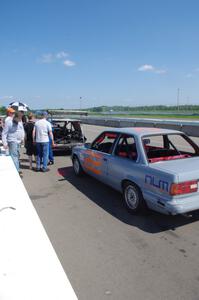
{"left": 22, "top": 125, "right": 199, "bottom": 300}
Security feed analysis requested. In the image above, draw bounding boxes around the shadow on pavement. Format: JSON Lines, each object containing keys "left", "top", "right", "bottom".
{"left": 20, "top": 164, "right": 31, "bottom": 170}
{"left": 57, "top": 166, "right": 199, "bottom": 234}
{"left": 53, "top": 150, "right": 71, "bottom": 156}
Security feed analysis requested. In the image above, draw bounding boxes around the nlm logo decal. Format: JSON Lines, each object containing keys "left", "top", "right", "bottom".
{"left": 145, "top": 175, "right": 169, "bottom": 192}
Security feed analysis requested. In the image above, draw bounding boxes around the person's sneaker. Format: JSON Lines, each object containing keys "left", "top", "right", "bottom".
{"left": 19, "top": 171, "right": 23, "bottom": 178}
{"left": 35, "top": 168, "right": 40, "bottom": 172}
{"left": 41, "top": 168, "right": 50, "bottom": 172}
{"left": 48, "top": 161, "right": 54, "bottom": 165}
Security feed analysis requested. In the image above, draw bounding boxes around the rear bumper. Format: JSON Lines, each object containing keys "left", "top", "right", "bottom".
{"left": 53, "top": 142, "right": 84, "bottom": 152}
{"left": 53, "top": 145, "right": 72, "bottom": 152}
{"left": 145, "top": 191, "right": 199, "bottom": 215}
{"left": 165, "top": 196, "right": 199, "bottom": 215}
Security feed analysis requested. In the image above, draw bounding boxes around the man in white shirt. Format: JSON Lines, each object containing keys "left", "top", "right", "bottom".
{"left": 33, "top": 111, "right": 54, "bottom": 172}
{"left": 2, "top": 112, "right": 25, "bottom": 174}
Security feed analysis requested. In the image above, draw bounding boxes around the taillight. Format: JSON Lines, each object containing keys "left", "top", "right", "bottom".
{"left": 170, "top": 180, "right": 198, "bottom": 196}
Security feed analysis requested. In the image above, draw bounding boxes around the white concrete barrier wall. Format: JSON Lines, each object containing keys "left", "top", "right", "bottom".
{"left": 0, "top": 155, "right": 78, "bottom": 300}
{"left": 80, "top": 117, "right": 199, "bottom": 137}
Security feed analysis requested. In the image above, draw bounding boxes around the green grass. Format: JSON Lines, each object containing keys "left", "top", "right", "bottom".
{"left": 89, "top": 113, "right": 199, "bottom": 120}
{"left": 116, "top": 114, "right": 199, "bottom": 119}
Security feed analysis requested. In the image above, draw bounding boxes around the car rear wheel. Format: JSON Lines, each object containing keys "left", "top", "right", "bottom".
{"left": 73, "top": 156, "right": 84, "bottom": 176}
{"left": 123, "top": 181, "right": 146, "bottom": 214}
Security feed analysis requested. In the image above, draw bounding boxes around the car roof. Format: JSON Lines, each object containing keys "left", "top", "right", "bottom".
{"left": 104, "top": 127, "right": 182, "bottom": 137}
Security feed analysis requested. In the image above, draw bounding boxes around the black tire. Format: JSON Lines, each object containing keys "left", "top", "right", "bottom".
{"left": 72, "top": 156, "right": 84, "bottom": 176}
{"left": 123, "top": 181, "right": 146, "bottom": 214}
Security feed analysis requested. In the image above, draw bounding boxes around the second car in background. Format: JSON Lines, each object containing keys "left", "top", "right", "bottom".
{"left": 51, "top": 118, "right": 86, "bottom": 152}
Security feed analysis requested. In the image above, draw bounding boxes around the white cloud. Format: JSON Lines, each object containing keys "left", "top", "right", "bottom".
{"left": 63, "top": 60, "right": 76, "bottom": 67}
{"left": 40, "top": 53, "right": 54, "bottom": 63}
{"left": 56, "top": 51, "right": 68, "bottom": 59}
{"left": 138, "top": 64, "right": 167, "bottom": 74}
{"left": 184, "top": 67, "right": 199, "bottom": 78}
{"left": 38, "top": 51, "right": 75, "bottom": 67}
{"left": 138, "top": 64, "right": 154, "bottom": 71}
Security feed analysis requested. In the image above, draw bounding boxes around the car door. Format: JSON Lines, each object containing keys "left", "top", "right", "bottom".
{"left": 82, "top": 131, "right": 119, "bottom": 183}
{"left": 106, "top": 134, "right": 139, "bottom": 190}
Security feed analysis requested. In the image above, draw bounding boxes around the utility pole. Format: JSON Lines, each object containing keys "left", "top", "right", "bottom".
{"left": 80, "top": 97, "right": 82, "bottom": 110}
{"left": 177, "top": 88, "right": 180, "bottom": 111}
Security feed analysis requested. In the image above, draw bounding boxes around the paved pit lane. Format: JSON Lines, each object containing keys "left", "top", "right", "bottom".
{"left": 22, "top": 125, "right": 199, "bottom": 300}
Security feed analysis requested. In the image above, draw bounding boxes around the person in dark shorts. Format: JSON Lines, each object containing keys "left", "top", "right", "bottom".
{"left": 24, "top": 113, "right": 36, "bottom": 169}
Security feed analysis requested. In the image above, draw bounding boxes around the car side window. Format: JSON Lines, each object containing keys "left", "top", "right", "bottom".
{"left": 143, "top": 135, "right": 164, "bottom": 149}
{"left": 115, "top": 134, "right": 137, "bottom": 160}
{"left": 91, "top": 132, "right": 118, "bottom": 154}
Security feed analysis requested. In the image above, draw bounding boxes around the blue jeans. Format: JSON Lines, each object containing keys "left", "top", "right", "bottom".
{"left": 36, "top": 142, "right": 49, "bottom": 170}
{"left": 48, "top": 138, "right": 54, "bottom": 162}
{"left": 8, "top": 142, "right": 20, "bottom": 172}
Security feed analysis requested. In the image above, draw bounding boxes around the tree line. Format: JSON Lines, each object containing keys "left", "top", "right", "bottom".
{"left": 0, "top": 106, "right": 6, "bottom": 114}
{"left": 88, "top": 105, "right": 199, "bottom": 113}
{"left": 1, "top": 104, "right": 199, "bottom": 114}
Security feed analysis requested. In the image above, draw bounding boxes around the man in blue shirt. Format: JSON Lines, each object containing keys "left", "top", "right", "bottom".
{"left": 33, "top": 111, "right": 54, "bottom": 172}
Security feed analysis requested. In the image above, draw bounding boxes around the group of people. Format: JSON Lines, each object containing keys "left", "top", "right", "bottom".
{"left": 2, "top": 108, "right": 55, "bottom": 176}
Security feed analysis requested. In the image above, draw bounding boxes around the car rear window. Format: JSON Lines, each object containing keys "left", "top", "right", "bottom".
{"left": 142, "top": 134, "right": 199, "bottom": 163}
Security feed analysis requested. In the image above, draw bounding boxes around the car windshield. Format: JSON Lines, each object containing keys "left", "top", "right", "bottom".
{"left": 142, "top": 133, "right": 199, "bottom": 163}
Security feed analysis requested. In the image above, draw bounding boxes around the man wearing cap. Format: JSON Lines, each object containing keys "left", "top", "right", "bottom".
{"left": 33, "top": 111, "right": 54, "bottom": 172}
{"left": 4, "top": 107, "right": 15, "bottom": 125}
{"left": 2, "top": 112, "right": 25, "bottom": 175}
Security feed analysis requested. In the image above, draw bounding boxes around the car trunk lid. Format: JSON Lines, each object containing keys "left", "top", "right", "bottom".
{"left": 150, "top": 156, "right": 199, "bottom": 182}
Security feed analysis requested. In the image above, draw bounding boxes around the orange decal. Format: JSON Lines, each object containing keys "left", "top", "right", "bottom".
{"left": 84, "top": 150, "right": 103, "bottom": 159}
{"left": 84, "top": 164, "right": 102, "bottom": 175}
{"left": 84, "top": 157, "right": 101, "bottom": 167}
{"left": 83, "top": 150, "right": 103, "bottom": 174}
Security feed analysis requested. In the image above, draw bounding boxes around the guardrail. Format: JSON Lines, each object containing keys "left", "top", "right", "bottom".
{"left": 79, "top": 116, "right": 199, "bottom": 137}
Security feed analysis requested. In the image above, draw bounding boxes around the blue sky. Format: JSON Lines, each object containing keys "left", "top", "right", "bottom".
{"left": 0, "top": 0, "right": 199, "bottom": 109}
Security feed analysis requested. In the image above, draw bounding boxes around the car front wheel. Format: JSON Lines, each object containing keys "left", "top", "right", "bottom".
{"left": 123, "top": 181, "right": 146, "bottom": 214}
{"left": 73, "top": 156, "right": 84, "bottom": 176}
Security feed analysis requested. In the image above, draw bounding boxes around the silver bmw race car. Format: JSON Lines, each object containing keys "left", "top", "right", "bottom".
{"left": 72, "top": 127, "right": 199, "bottom": 215}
